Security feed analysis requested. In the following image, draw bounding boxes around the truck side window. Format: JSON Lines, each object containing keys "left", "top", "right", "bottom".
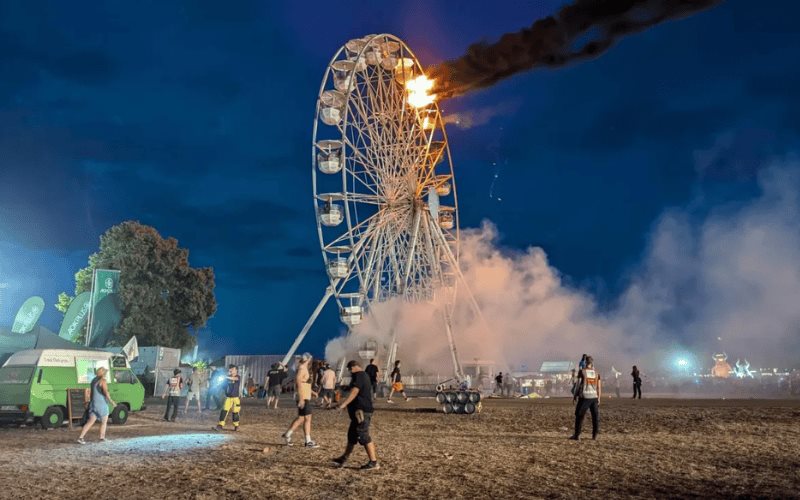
{"left": 114, "top": 370, "right": 131, "bottom": 384}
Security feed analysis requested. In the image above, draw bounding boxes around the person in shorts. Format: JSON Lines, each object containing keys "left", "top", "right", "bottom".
{"left": 184, "top": 367, "right": 203, "bottom": 414}
{"left": 333, "top": 360, "right": 379, "bottom": 470}
{"left": 282, "top": 353, "right": 319, "bottom": 448}
{"left": 320, "top": 363, "right": 337, "bottom": 409}
{"left": 387, "top": 360, "right": 410, "bottom": 403}
{"left": 77, "top": 367, "right": 116, "bottom": 444}
{"left": 266, "top": 363, "right": 286, "bottom": 409}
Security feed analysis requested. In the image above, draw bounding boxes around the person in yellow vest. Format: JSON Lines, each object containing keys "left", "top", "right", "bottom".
{"left": 214, "top": 364, "right": 241, "bottom": 431}
{"left": 570, "top": 355, "right": 601, "bottom": 440}
{"left": 282, "top": 353, "right": 319, "bottom": 448}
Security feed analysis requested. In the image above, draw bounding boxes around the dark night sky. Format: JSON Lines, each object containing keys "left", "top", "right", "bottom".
{"left": 1, "top": 1, "right": 799, "bottom": 357}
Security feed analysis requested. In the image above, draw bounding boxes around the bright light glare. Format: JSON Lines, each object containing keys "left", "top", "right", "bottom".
{"left": 94, "top": 433, "right": 229, "bottom": 454}
{"left": 677, "top": 358, "right": 689, "bottom": 367}
{"left": 406, "top": 75, "right": 436, "bottom": 108}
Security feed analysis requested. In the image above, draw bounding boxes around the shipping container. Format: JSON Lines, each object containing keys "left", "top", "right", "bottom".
{"left": 129, "top": 346, "right": 181, "bottom": 396}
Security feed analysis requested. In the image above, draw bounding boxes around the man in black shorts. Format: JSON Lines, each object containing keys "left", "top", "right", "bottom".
{"left": 333, "top": 360, "right": 379, "bottom": 470}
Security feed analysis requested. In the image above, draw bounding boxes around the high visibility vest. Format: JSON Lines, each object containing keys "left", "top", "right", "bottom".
{"left": 582, "top": 369, "right": 599, "bottom": 399}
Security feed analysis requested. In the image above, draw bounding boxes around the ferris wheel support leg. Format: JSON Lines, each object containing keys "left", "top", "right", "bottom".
{"left": 336, "top": 356, "right": 347, "bottom": 384}
{"left": 433, "top": 225, "right": 492, "bottom": 335}
{"left": 281, "top": 287, "right": 335, "bottom": 367}
{"left": 442, "top": 309, "right": 465, "bottom": 381}
{"left": 381, "top": 308, "right": 401, "bottom": 384}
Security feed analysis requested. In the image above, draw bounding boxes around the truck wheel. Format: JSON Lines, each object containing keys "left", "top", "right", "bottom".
{"left": 41, "top": 407, "right": 64, "bottom": 429}
{"left": 111, "top": 404, "right": 129, "bottom": 425}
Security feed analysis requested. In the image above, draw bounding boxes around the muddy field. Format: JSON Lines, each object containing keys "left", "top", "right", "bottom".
{"left": 1, "top": 396, "right": 798, "bottom": 499}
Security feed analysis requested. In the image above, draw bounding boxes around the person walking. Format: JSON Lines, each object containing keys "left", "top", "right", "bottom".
{"left": 162, "top": 368, "right": 183, "bottom": 422}
{"left": 387, "top": 360, "right": 410, "bottom": 403}
{"left": 364, "top": 358, "right": 379, "bottom": 399}
{"left": 214, "top": 364, "right": 242, "bottom": 431}
{"left": 570, "top": 368, "right": 578, "bottom": 402}
{"left": 246, "top": 376, "right": 256, "bottom": 397}
{"left": 632, "top": 365, "right": 642, "bottom": 399}
{"left": 282, "top": 353, "right": 319, "bottom": 448}
{"left": 495, "top": 372, "right": 503, "bottom": 395}
{"left": 184, "top": 367, "right": 203, "bottom": 414}
{"left": 77, "top": 367, "right": 116, "bottom": 444}
{"left": 570, "top": 355, "right": 601, "bottom": 441}
{"left": 333, "top": 360, "right": 379, "bottom": 470}
{"left": 320, "top": 363, "right": 337, "bottom": 409}
{"left": 266, "top": 363, "right": 286, "bottom": 409}
{"left": 503, "top": 372, "right": 515, "bottom": 398}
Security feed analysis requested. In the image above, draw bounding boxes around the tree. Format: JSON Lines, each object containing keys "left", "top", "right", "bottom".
{"left": 55, "top": 292, "right": 72, "bottom": 314}
{"left": 64, "top": 221, "right": 217, "bottom": 348}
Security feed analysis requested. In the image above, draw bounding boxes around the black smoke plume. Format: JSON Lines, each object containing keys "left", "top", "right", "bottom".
{"left": 429, "top": 0, "right": 722, "bottom": 99}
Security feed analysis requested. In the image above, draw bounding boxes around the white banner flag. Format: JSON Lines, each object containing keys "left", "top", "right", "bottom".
{"left": 122, "top": 336, "right": 139, "bottom": 361}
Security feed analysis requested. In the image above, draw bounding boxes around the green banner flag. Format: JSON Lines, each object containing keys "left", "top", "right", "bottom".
{"left": 87, "top": 269, "right": 121, "bottom": 346}
{"left": 11, "top": 296, "right": 45, "bottom": 334}
{"left": 58, "top": 291, "right": 91, "bottom": 342}
{"left": 87, "top": 294, "right": 122, "bottom": 347}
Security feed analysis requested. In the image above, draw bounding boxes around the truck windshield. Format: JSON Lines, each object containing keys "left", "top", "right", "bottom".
{"left": 0, "top": 366, "right": 35, "bottom": 384}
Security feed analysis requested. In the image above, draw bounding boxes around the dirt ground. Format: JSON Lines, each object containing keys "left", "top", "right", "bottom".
{"left": 1, "top": 396, "right": 798, "bottom": 499}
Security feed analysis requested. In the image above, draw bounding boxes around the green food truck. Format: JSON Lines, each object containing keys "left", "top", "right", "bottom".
{"left": 0, "top": 348, "right": 145, "bottom": 428}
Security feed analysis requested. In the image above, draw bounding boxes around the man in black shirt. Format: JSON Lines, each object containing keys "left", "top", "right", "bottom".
{"left": 333, "top": 360, "right": 379, "bottom": 470}
{"left": 364, "top": 358, "right": 379, "bottom": 399}
{"left": 265, "top": 363, "right": 286, "bottom": 409}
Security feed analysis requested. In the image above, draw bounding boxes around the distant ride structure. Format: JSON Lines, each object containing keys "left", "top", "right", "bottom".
{"left": 283, "top": 34, "right": 476, "bottom": 381}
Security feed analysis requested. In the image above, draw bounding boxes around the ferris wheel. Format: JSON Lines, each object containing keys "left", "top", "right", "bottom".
{"left": 283, "top": 34, "right": 466, "bottom": 379}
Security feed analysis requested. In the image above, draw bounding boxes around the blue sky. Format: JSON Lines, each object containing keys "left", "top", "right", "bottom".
{"left": 1, "top": 1, "right": 799, "bottom": 356}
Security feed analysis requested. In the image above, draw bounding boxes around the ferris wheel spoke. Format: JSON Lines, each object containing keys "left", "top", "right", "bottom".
{"left": 342, "top": 133, "right": 387, "bottom": 195}
{"left": 323, "top": 211, "right": 381, "bottom": 251}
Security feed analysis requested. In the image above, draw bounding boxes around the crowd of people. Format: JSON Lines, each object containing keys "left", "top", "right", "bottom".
{"left": 77, "top": 354, "right": 389, "bottom": 470}
{"left": 77, "top": 352, "right": 660, "bottom": 466}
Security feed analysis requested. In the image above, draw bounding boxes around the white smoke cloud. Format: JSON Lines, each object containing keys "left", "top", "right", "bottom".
{"left": 326, "top": 162, "right": 800, "bottom": 373}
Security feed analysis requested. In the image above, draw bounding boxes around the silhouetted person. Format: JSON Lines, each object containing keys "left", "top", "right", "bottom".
{"left": 632, "top": 365, "right": 642, "bottom": 399}
{"left": 495, "top": 372, "right": 503, "bottom": 394}
{"left": 364, "top": 358, "right": 379, "bottom": 399}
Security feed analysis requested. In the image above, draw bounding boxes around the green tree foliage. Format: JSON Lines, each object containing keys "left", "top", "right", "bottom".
{"left": 55, "top": 292, "right": 72, "bottom": 314}
{"left": 70, "top": 221, "right": 216, "bottom": 348}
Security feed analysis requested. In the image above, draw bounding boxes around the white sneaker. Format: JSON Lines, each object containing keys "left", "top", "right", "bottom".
{"left": 305, "top": 441, "right": 320, "bottom": 449}
{"left": 76, "top": 438, "right": 86, "bottom": 445}
{"left": 405, "top": 397, "right": 411, "bottom": 402}
{"left": 282, "top": 433, "right": 293, "bottom": 446}
{"left": 387, "top": 399, "right": 394, "bottom": 404}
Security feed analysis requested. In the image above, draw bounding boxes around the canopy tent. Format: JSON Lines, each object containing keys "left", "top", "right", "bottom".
{"left": 0, "top": 325, "right": 86, "bottom": 365}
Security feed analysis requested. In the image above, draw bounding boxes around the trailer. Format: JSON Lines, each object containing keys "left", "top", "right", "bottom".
{"left": 129, "top": 346, "right": 181, "bottom": 396}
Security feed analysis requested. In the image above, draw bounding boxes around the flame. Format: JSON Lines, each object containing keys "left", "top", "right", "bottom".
{"left": 406, "top": 75, "right": 436, "bottom": 108}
